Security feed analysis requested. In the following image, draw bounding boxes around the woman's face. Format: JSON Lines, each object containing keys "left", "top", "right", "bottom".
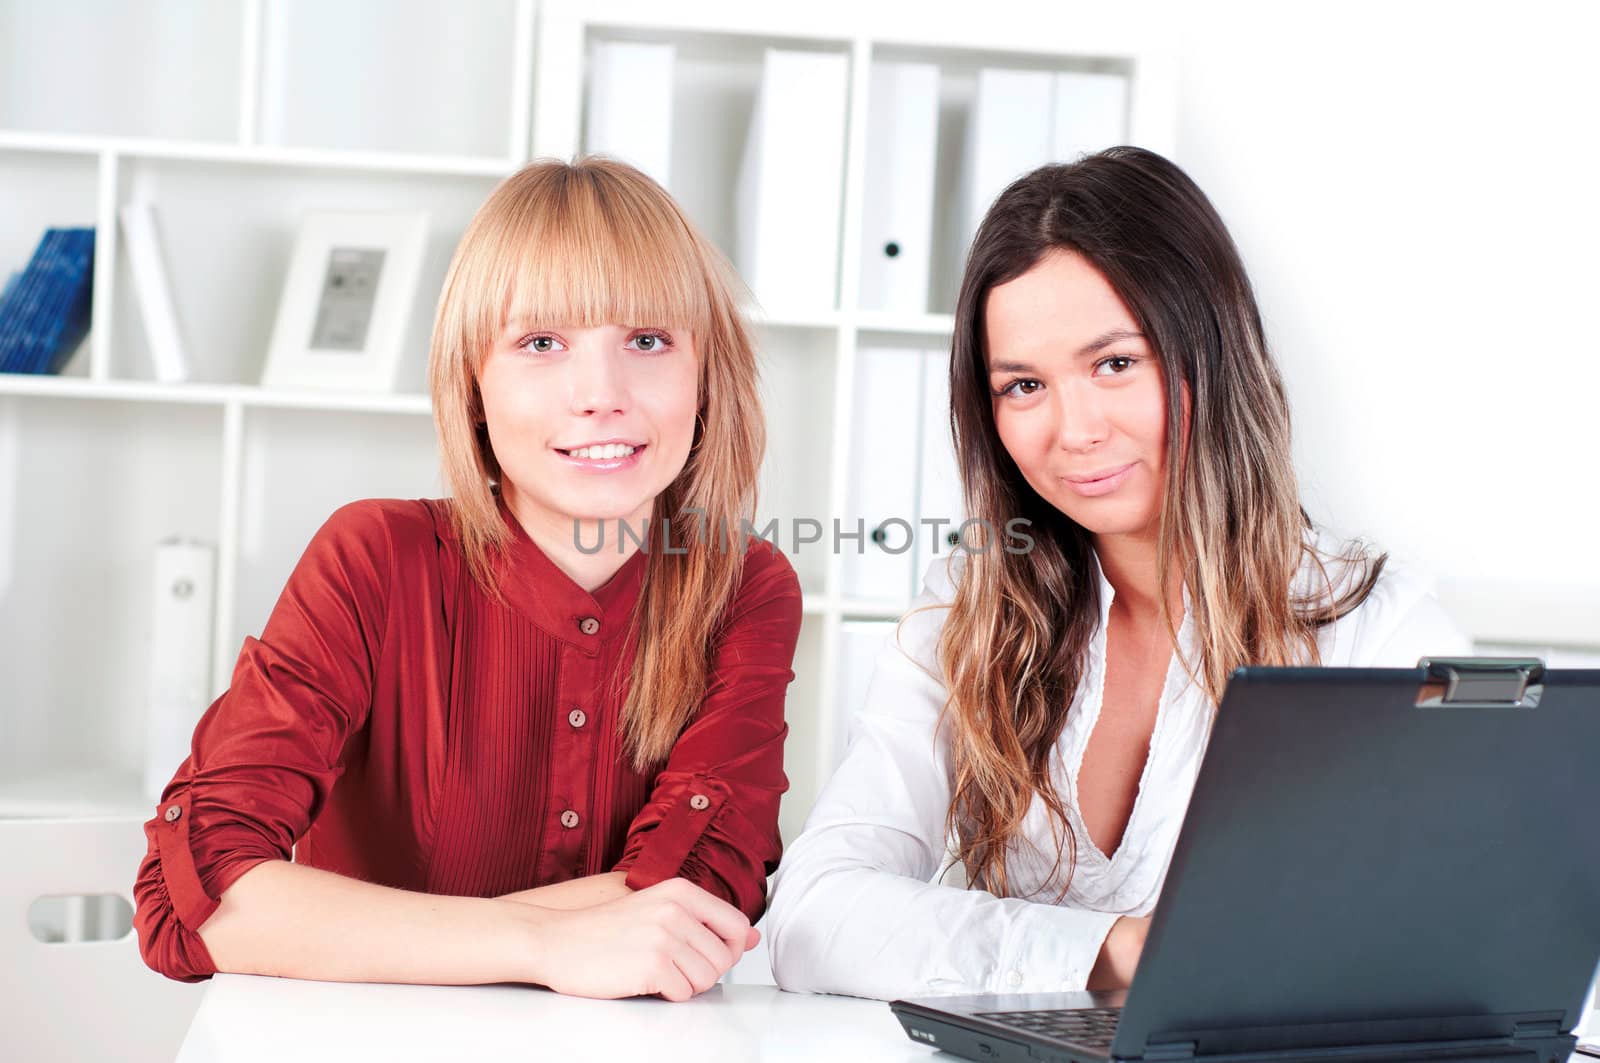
{"left": 478, "top": 322, "right": 699, "bottom": 539}
{"left": 985, "top": 249, "right": 1185, "bottom": 546}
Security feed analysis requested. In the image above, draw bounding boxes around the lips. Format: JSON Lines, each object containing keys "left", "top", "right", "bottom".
{"left": 553, "top": 439, "right": 647, "bottom": 473}
{"left": 1064, "top": 463, "right": 1134, "bottom": 485}
{"left": 1060, "top": 462, "right": 1135, "bottom": 498}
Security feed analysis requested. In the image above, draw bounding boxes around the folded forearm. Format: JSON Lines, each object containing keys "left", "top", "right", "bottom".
{"left": 197, "top": 859, "right": 538, "bottom": 985}
{"left": 770, "top": 862, "right": 1120, "bottom": 998}
{"left": 499, "top": 870, "right": 632, "bottom": 910}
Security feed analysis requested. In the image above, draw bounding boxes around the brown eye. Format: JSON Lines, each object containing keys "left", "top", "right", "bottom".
{"left": 626, "top": 330, "right": 673, "bottom": 353}
{"left": 530, "top": 336, "right": 555, "bottom": 353}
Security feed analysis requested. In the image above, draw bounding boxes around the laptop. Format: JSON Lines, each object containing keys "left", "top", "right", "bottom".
{"left": 891, "top": 657, "right": 1600, "bottom": 1063}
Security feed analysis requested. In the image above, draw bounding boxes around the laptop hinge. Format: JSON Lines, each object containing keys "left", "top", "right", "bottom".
{"left": 1510, "top": 1019, "right": 1563, "bottom": 1041}
{"left": 1141, "top": 1041, "right": 1197, "bottom": 1062}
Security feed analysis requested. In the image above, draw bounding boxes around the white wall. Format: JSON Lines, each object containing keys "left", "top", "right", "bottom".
{"left": 1167, "top": 0, "right": 1600, "bottom": 634}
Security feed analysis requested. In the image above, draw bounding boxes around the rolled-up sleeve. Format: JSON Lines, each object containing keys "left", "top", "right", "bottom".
{"left": 612, "top": 539, "right": 802, "bottom": 921}
{"left": 132, "top": 500, "right": 392, "bottom": 981}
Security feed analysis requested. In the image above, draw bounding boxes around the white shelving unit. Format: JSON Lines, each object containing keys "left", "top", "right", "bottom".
{"left": 0, "top": 0, "right": 1179, "bottom": 843}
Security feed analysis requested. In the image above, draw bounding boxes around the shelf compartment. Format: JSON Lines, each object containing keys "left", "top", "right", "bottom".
{"left": 0, "top": 395, "right": 224, "bottom": 787}
{"left": 258, "top": 0, "right": 521, "bottom": 158}
{"left": 108, "top": 157, "right": 500, "bottom": 388}
{"left": 0, "top": 0, "right": 243, "bottom": 142}
{"left": 0, "top": 146, "right": 101, "bottom": 381}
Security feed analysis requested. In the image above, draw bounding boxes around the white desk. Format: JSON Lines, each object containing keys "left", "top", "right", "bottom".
{"left": 176, "top": 976, "right": 932, "bottom": 1062}
{"left": 176, "top": 974, "right": 1600, "bottom": 1063}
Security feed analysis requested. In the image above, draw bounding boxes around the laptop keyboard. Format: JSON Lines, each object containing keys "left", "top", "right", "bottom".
{"left": 975, "top": 1005, "right": 1123, "bottom": 1049}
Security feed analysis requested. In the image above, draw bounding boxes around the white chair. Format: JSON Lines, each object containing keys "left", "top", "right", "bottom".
{"left": 0, "top": 815, "right": 205, "bottom": 1062}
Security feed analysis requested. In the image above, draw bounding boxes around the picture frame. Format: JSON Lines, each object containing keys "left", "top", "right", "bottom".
{"left": 260, "top": 209, "right": 429, "bottom": 392}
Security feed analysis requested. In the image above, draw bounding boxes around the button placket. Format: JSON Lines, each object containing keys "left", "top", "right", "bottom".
{"left": 547, "top": 632, "right": 603, "bottom": 881}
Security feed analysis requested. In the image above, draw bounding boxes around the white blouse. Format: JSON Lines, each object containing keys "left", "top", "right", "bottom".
{"left": 767, "top": 536, "right": 1471, "bottom": 1000}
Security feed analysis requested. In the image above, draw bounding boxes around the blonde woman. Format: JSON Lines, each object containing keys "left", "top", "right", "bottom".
{"left": 134, "top": 158, "right": 802, "bottom": 1002}
{"left": 767, "top": 147, "right": 1469, "bottom": 999}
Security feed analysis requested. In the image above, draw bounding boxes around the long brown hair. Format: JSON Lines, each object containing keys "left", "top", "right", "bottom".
{"left": 429, "top": 156, "right": 764, "bottom": 769}
{"left": 935, "top": 147, "right": 1384, "bottom": 897}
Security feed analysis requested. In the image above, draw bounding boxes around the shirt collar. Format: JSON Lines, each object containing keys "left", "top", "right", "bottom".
{"left": 493, "top": 494, "right": 647, "bottom": 651}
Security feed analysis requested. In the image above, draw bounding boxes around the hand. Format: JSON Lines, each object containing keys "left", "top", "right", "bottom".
{"left": 1086, "top": 915, "right": 1150, "bottom": 991}
{"left": 510, "top": 877, "right": 760, "bottom": 1001}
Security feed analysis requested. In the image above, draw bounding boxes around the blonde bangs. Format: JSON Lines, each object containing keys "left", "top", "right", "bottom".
{"left": 457, "top": 163, "right": 716, "bottom": 376}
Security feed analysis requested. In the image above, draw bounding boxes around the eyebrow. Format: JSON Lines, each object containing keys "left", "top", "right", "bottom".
{"left": 989, "top": 328, "right": 1145, "bottom": 375}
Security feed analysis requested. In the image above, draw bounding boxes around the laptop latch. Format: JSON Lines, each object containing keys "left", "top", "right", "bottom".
{"left": 1141, "top": 1041, "right": 1197, "bottom": 1062}
{"left": 1416, "top": 656, "right": 1545, "bottom": 708}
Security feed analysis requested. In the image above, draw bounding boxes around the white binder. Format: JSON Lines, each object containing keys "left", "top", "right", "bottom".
{"left": 119, "top": 203, "right": 189, "bottom": 383}
{"left": 963, "top": 67, "right": 1054, "bottom": 250}
{"left": 584, "top": 39, "right": 675, "bottom": 187}
{"left": 143, "top": 539, "right": 217, "bottom": 803}
{"left": 914, "top": 347, "right": 964, "bottom": 591}
{"left": 1052, "top": 70, "right": 1129, "bottom": 163}
{"left": 842, "top": 346, "right": 923, "bottom": 603}
{"left": 833, "top": 620, "right": 896, "bottom": 770}
{"left": 859, "top": 60, "right": 939, "bottom": 314}
{"left": 736, "top": 48, "right": 849, "bottom": 315}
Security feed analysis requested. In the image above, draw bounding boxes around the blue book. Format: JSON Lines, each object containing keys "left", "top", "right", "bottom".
{"left": 11, "top": 233, "right": 68, "bottom": 374}
{"left": 0, "top": 230, "right": 70, "bottom": 373}
{"left": 0, "top": 231, "right": 62, "bottom": 373}
{"left": 0, "top": 227, "right": 95, "bottom": 375}
{"left": 30, "top": 230, "right": 95, "bottom": 374}
{"left": 24, "top": 230, "right": 94, "bottom": 374}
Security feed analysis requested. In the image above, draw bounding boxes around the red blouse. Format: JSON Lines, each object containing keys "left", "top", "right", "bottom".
{"left": 134, "top": 497, "right": 802, "bottom": 982}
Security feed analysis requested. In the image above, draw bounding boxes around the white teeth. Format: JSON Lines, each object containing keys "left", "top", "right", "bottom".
{"left": 569, "top": 443, "right": 636, "bottom": 460}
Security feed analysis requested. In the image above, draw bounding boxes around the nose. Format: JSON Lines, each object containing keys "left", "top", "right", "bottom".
{"left": 1053, "top": 378, "right": 1109, "bottom": 452}
{"left": 567, "top": 346, "right": 627, "bottom": 417}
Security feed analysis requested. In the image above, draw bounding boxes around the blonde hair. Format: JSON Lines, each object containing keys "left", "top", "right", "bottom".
{"left": 932, "top": 149, "right": 1384, "bottom": 898}
{"left": 428, "top": 156, "right": 765, "bottom": 768}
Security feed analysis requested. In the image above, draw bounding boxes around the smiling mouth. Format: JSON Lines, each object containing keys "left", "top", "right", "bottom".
{"left": 555, "top": 443, "right": 643, "bottom": 460}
